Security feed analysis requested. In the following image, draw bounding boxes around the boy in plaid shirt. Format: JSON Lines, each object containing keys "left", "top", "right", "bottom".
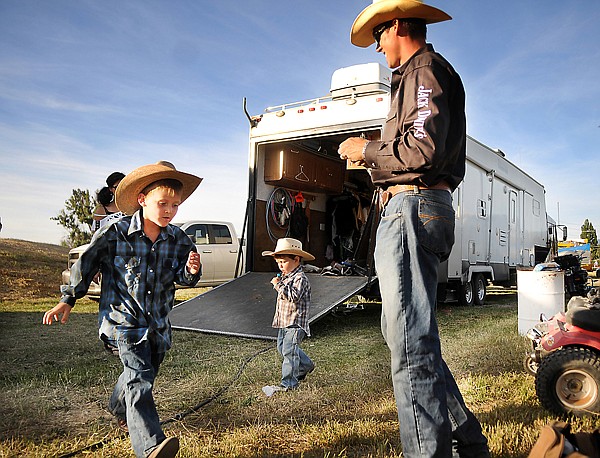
{"left": 262, "top": 238, "right": 315, "bottom": 395}
{"left": 43, "top": 161, "right": 202, "bottom": 458}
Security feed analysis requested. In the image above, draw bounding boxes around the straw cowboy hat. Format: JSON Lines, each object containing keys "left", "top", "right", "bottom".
{"left": 351, "top": 0, "right": 451, "bottom": 47}
{"left": 262, "top": 238, "right": 315, "bottom": 261}
{"left": 115, "top": 160, "right": 202, "bottom": 215}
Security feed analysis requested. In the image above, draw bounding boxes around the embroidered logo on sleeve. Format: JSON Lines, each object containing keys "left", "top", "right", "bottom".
{"left": 414, "top": 85, "right": 432, "bottom": 139}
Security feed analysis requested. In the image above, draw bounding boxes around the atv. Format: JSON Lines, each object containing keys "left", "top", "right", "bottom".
{"left": 524, "top": 289, "right": 600, "bottom": 416}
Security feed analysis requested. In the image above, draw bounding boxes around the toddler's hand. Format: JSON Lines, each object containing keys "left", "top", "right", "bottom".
{"left": 187, "top": 251, "right": 201, "bottom": 275}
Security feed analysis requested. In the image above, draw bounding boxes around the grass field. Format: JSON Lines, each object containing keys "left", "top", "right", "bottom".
{"left": 1, "top": 238, "right": 600, "bottom": 457}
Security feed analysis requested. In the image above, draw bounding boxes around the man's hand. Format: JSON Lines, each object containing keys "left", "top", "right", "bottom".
{"left": 43, "top": 302, "right": 72, "bottom": 325}
{"left": 338, "top": 137, "right": 368, "bottom": 166}
{"left": 187, "top": 251, "right": 201, "bottom": 275}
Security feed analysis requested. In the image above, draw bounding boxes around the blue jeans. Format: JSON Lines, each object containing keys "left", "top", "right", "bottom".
{"left": 108, "top": 339, "right": 166, "bottom": 458}
{"left": 277, "top": 326, "right": 314, "bottom": 389}
{"left": 375, "top": 190, "right": 489, "bottom": 458}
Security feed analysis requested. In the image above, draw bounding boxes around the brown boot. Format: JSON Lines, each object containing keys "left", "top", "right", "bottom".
{"left": 147, "top": 437, "right": 179, "bottom": 458}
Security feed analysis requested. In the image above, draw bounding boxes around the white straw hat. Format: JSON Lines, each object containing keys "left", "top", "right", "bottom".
{"left": 262, "top": 238, "right": 315, "bottom": 261}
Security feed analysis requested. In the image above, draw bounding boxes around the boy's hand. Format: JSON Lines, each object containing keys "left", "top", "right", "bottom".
{"left": 187, "top": 251, "right": 201, "bottom": 275}
{"left": 43, "top": 302, "right": 72, "bottom": 325}
{"left": 270, "top": 276, "right": 280, "bottom": 286}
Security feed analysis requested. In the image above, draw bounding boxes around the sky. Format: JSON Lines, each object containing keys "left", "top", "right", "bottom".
{"left": 0, "top": 0, "right": 598, "bottom": 246}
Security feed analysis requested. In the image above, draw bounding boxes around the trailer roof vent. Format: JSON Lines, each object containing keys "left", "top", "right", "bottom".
{"left": 330, "top": 63, "right": 391, "bottom": 100}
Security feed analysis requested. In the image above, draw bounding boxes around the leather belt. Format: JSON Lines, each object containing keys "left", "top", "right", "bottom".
{"left": 380, "top": 181, "right": 451, "bottom": 206}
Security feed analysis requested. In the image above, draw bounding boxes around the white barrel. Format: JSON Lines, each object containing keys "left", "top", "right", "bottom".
{"left": 517, "top": 270, "right": 565, "bottom": 335}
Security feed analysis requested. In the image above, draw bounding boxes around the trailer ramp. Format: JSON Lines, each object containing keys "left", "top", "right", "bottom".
{"left": 170, "top": 272, "right": 372, "bottom": 340}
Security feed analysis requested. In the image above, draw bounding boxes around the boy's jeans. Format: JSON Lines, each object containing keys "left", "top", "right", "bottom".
{"left": 375, "top": 189, "right": 489, "bottom": 458}
{"left": 277, "top": 326, "right": 314, "bottom": 389}
{"left": 109, "top": 339, "right": 166, "bottom": 458}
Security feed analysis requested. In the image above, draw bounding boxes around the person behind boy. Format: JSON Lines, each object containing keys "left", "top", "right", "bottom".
{"left": 262, "top": 238, "right": 315, "bottom": 395}
{"left": 42, "top": 161, "right": 202, "bottom": 458}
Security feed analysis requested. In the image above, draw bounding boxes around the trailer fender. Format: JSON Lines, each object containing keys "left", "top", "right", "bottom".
{"left": 463, "top": 265, "right": 494, "bottom": 284}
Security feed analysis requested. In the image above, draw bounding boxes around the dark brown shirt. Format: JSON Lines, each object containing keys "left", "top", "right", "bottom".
{"left": 363, "top": 44, "right": 466, "bottom": 191}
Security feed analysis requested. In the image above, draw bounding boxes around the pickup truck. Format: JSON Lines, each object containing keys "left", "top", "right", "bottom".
{"left": 60, "top": 220, "right": 243, "bottom": 298}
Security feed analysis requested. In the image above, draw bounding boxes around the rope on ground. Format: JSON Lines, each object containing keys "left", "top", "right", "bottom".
{"left": 58, "top": 343, "right": 276, "bottom": 458}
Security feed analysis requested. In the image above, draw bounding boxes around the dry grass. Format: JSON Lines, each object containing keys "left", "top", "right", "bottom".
{"left": 0, "top": 238, "right": 68, "bottom": 301}
{"left": 2, "top": 238, "right": 600, "bottom": 457}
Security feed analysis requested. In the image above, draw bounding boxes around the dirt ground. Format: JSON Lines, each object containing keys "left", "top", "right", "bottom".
{"left": 0, "top": 238, "right": 68, "bottom": 302}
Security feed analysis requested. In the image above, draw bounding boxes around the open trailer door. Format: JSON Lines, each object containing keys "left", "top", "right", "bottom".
{"left": 170, "top": 272, "right": 374, "bottom": 340}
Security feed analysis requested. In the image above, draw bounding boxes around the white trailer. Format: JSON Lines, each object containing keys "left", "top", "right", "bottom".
{"left": 242, "top": 63, "right": 549, "bottom": 306}
{"left": 171, "top": 63, "right": 550, "bottom": 339}
{"left": 444, "top": 137, "right": 549, "bottom": 304}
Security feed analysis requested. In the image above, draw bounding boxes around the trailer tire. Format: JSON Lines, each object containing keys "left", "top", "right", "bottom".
{"left": 473, "top": 273, "right": 486, "bottom": 305}
{"left": 459, "top": 280, "right": 475, "bottom": 306}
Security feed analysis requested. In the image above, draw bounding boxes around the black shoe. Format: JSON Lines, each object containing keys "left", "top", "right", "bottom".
{"left": 298, "top": 364, "right": 315, "bottom": 381}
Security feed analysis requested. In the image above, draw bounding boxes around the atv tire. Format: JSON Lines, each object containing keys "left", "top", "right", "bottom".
{"left": 535, "top": 346, "right": 600, "bottom": 416}
{"left": 523, "top": 355, "right": 538, "bottom": 376}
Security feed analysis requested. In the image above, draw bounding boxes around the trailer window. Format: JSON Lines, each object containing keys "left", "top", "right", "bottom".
{"left": 510, "top": 199, "right": 516, "bottom": 223}
{"left": 532, "top": 199, "right": 541, "bottom": 216}
{"left": 477, "top": 199, "right": 487, "bottom": 218}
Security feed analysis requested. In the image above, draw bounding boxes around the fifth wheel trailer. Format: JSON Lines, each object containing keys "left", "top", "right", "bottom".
{"left": 171, "top": 63, "right": 549, "bottom": 339}
{"left": 242, "top": 63, "right": 549, "bottom": 306}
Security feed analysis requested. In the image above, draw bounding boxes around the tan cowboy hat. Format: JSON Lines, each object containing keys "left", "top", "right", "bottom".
{"left": 115, "top": 160, "right": 202, "bottom": 215}
{"left": 351, "top": 0, "right": 451, "bottom": 47}
{"left": 262, "top": 238, "right": 315, "bottom": 261}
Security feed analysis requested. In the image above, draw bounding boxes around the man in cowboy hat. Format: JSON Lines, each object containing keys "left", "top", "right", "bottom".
{"left": 262, "top": 238, "right": 315, "bottom": 395}
{"left": 43, "top": 161, "right": 203, "bottom": 458}
{"left": 338, "top": 1, "right": 490, "bottom": 457}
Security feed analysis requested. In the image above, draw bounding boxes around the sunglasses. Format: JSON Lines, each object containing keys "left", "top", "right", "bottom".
{"left": 373, "top": 20, "right": 395, "bottom": 47}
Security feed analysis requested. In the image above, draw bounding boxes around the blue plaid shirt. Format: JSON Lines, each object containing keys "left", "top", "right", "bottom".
{"left": 60, "top": 211, "right": 201, "bottom": 352}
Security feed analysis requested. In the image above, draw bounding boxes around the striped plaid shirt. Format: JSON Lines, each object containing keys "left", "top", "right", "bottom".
{"left": 60, "top": 211, "right": 200, "bottom": 352}
{"left": 271, "top": 265, "right": 311, "bottom": 335}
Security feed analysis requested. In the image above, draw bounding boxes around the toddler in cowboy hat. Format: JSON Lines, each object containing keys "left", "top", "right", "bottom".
{"left": 43, "top": 161, "right": 202, "bottom": 458}
{"left": 262, "top": 238, "right": 316, "bottom": 396}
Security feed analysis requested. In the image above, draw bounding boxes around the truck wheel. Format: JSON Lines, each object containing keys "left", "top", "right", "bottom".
{"left": 459, "top": 280, "right": 474, "bottom": 306}
{"left": 473, "top": 273, "right": 486, "bottom": 305}
{"left": 535, "top": 347, "right": 600, "bottom": 416}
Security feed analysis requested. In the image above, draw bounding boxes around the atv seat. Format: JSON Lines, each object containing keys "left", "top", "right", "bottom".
{"left": 566, "top": 296, "right": 600, "bottom": 332}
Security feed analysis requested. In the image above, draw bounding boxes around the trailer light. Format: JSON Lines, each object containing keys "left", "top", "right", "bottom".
{"left": 320, "top": 105, "right": 327, "bottom": 110}
{"left": 309, "top": 107, "right": 316, "bottom": 112}
{"left": 346, "top": 98, "right": 357, "bottom": 105}
{"left": 298, "top": 109, "right": 304, "bottom": 113}
{"left": 276, "top": 110, "right": 285, "bottom": 117}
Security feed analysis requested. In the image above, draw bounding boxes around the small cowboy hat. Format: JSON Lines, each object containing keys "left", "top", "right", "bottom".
{"left": 262, "top": 238, "right": 315, "bottom": 262}
{"left": 115, "top": 160, "right": 202, "bottom": 215}
{"left": 351, "top": 0, "right": 451, "bottom": 48}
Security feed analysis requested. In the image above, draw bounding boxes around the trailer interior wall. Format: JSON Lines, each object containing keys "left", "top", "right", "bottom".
{"left": 248, "top": 133, "right": 379, "bottom": 273}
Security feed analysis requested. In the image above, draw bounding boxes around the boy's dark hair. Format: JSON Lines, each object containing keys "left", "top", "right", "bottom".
{"left": 141, "top": 178, "right": 183, "bottom": 196}
{"left": 274, "top": 254, "right": 300, "bottom": 261}
{"left": 401, "top": 18, "right": 427, "bottom": 40}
